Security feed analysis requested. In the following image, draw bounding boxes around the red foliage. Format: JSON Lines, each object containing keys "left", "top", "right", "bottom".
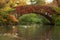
{"left": 15, "top": 5, "right": 54, "bottom": 15}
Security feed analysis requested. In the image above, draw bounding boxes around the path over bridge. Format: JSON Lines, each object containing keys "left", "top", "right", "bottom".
{"left": 15, "top": 5, "right": 54, "bottom": 24}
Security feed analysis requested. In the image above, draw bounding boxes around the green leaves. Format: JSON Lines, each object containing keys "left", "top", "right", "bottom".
{"left": 55, "top": 15, "right": 60, "bottom": 25}
{"left": 19, "top": 13, "right": 42, "bottom": 24}
{"left": 19, "top": 13, "right": 50, "bottom": 25}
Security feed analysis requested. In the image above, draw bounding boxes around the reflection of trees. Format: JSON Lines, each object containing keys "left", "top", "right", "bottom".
{"left": 18, "top": 24, "right": 54, "bottom": 40}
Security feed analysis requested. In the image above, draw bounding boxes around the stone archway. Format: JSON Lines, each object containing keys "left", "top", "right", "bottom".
{"left": 15, "top": 5, "right": 54, "bottom": 24}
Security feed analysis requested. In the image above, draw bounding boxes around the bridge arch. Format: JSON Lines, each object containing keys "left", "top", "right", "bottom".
{"left": 15, "top": 5, "right": 54, "bottom": 24}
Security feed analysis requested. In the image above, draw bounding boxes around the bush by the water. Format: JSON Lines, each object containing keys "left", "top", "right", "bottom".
{"left": 19, "top": 13, "right": 50, "bottom": 25}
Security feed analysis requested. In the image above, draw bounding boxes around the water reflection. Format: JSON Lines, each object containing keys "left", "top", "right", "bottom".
{"left": 0, "top": 24, "right": 60, "bottom": 40}
{"left": 17, "top": 24, "right": 54, "bottom": 40}
{"left": 52, "top": 25, "right": 60, "bottom": 40}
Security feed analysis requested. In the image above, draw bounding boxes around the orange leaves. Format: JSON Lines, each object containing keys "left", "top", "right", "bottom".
{"left": 8, "top": 14, "right": 18, "bottom": 22}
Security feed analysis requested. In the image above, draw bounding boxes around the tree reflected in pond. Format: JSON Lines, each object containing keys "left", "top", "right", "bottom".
{"left": 17, "top": 24, "right": 54, "bottom": 40}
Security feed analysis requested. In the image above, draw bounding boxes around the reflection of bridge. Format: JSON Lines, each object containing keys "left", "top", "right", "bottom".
{"left": 15, "top": 5, "right": 54, "bottom": 24}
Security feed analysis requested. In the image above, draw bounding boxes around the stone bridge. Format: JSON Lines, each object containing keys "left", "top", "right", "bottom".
{"left": 15, "top": 5, "right": 54, "bottom": 24}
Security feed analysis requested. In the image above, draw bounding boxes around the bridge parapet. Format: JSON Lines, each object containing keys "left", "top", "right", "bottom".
{"left": 15, "top": 5, "right": 54, "bottom": 15}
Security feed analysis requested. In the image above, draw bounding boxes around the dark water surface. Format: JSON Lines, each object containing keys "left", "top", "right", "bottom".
{"left": 17, "top": 24, "right": 60, "bottom": 40}
{"left": 0, "top": 24, "right": 60, "bottom": 40}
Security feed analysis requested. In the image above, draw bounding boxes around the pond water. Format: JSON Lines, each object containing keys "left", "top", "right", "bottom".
{"left": 0, "top": 24, "right": 60, "bottom": 40}
{"left": 18, "top": 24, "right": 54, "bottom": 40}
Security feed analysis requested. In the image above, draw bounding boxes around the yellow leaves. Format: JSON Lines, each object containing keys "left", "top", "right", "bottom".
{"left": 8, "top": 0, "right": 16, "bottom": 7}
{"left": 0, "top": 0, "right": 27, "bottom": 8}
{"left": 52, "top": 6, "right": 60, "bottom": 14}
{"left": 0, "top": 0, "right": 6, "bottom": 3}
{"left": 2, "top": 19, "right": 7, "bottom": 22}
{"left": 18, "top": 0, "right": 26, "bottom": 6}
{"left": 3, "top": 6, "right": 12, "bottom": 11}
{"left": 8, "top": 0, "right": 27, "bottom": 7}
{"left": 0, "top": 16, "right": 7, "bottom": 22}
